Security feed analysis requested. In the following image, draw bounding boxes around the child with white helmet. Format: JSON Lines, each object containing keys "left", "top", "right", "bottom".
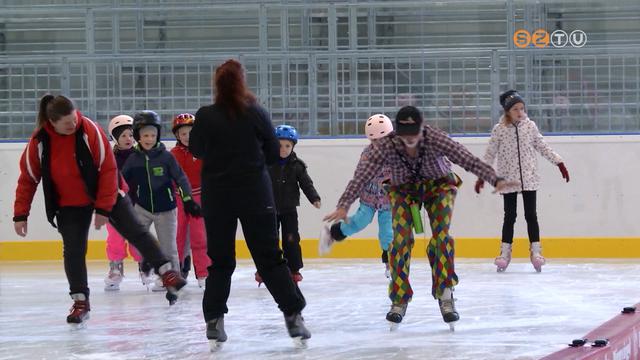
{"left": 319, "top": 114, "right": 394, "bottom": 278}
{"left": 103, "top": 115, "right": 148, "bottom": 291}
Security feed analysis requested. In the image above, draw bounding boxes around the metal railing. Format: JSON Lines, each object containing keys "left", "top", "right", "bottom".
{"left": 1, "top": 0, "right": 639, "bottom": 139}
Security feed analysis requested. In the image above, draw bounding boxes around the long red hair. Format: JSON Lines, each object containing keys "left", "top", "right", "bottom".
{"left": 214, "top": 59, "right": 256, "bottom": 119}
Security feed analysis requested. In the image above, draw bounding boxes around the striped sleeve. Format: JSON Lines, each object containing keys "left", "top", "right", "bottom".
{"left": 13, "top": 137, "right": 43, "bottom": 221}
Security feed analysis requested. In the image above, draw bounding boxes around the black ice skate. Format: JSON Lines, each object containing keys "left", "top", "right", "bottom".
{"left": 284, "top": 312, "right": 311, "bottom": 348}
{"left": 386, "top": 303, "right": 407, "bottom": 331}
{"left": 67, "top": 293, "right": 90, "bottom": 329}
{"left": 438, "top": 287, "right": 459, "bottom": 331}
{"left": 207, "top": 316, "right": 227, "bottom": 352}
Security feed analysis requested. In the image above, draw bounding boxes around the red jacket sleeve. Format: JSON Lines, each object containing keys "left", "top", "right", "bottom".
{"left": 13, "top": 137, "right": 42, "bottom": 221}
{"left": 83, "top": 115, "right": 118, "bottom": 215}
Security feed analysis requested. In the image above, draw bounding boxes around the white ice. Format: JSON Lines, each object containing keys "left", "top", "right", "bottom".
{"left": 2, "top": 258, "right": 640, "bottom": 360}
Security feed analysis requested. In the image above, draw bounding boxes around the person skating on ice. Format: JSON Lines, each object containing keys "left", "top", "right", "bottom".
{"left": 103, "top": 114, "right": 149, "bottom": 291}
{"left": 190, "top": 59, "right": 310, "bottom": 350}
{"left": 254, "top": 124, "right": 321, "bottom": 286}
{"left": 319, "top": 114, "right": 394, "bottom": 279}
{"left": 170, "top": 113, "right": 211, "bottom": 288}
{"left": 324, "top": 105, "right": 518, "bottom": 330}
{"left": 475, "top": 90, "right": 570, "bottom": 272}
{"left": 122, "top": 110, "right": 202, "bottom": 293}
{"left": 13, "top": 95, "right": 187, "bottom": 327}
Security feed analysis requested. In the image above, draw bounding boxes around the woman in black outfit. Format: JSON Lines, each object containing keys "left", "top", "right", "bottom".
{"left": 190, "top": 59, "right": 310, "bottom": 350}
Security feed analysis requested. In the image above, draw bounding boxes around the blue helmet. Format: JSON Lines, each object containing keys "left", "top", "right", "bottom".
{"left": 275, "top": 125, "right": 298, "bottom": 144}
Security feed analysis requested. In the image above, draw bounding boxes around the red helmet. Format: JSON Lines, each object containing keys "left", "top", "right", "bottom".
{"left": 172, "top": 113, "right": 195, "bottom": 134}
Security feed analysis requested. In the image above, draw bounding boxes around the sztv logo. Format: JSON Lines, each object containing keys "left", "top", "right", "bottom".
{"left": 513, "top": 29, "right": 587, "bottom": 48}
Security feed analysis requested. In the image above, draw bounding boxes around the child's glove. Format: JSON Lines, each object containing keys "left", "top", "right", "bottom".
{"left": 558, "top": 163, "right": 570, "bottom": 182}
{"left": 474, "top": 179, "right": 484, "bottom": 194}
{"left": 183, "top": 199, "right": 202, "bottom": 217}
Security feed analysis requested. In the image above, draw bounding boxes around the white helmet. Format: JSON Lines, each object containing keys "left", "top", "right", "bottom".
{"left": 108, "top": 115, "right": 134, "bottom": 140}
{"left": 365, "top": 114, "right": 393, "bottom": 140}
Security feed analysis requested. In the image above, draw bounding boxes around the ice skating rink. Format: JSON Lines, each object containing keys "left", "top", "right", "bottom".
{"left": 2, "top": 258, "right": 640, "bottom": 360}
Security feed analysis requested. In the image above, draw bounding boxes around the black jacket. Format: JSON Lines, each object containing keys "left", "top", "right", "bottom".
{"left": 269, "top": 152, "right": 320, "bottom": 213}
{"left": 190, "top": 102, "right": 279, "bottom": 213}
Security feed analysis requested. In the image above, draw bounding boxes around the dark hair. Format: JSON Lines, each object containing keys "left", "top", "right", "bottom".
{"left": 213, "top": 59, "right": 256, "bottom": 119}
{"left": 37, "top": 94, "right": 75, "bottom": 129}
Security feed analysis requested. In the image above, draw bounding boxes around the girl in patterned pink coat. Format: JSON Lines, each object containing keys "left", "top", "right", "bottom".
{"left": 475, "top": 90, "right": 570, "bottom": 273}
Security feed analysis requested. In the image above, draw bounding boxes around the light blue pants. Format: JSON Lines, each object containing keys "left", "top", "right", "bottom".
{"left": 340, "top": 202, "right": 392, "bottom": 252}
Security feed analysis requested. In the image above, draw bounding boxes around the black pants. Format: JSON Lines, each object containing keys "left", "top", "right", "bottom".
{"left": 501, "top": 191, "right": 540, "bottom": 244}
{"left": 201, "top": 205, "right": 306, "bottom": 321}
{"left": 277, "top": 211, "right": 302, "bottom": 273}
{"left": 58, "top": 194, "right": 169, "bottom": 297}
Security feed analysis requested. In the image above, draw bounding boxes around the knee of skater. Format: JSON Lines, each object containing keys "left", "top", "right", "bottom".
{"left": 524, "top": 212, "right": 538, "bottom": 222}
{"left": 503, "top": 213, "right": 517, "bottom": 223}
{"left": 285, "top": 233, "right": 300, "bottom": 244}
{"left": 210, "top": 256, "right": 236, "bottom": 270}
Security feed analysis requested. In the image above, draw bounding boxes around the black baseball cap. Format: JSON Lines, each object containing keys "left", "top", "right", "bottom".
{"left": 395, "top": 106, "right": 423, "bottom": 136}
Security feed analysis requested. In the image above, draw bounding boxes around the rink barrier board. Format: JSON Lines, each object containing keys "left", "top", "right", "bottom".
{"left": 2, "top": 237, "right": 640, "bottom": 261}
{"left": 541, "top": 302, "right": 640, "bottom": 360}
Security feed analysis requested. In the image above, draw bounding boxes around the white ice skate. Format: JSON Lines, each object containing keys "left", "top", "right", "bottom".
{"left": 318, "top": 223, "right": 335, "bottom": 256}
{"left": 494, "top": 242, "right": 512, "bottom": 273}
{"left": 104, "top": 261, "right": 124, "bottom": 291}
{"left": 384, "top": 263, "right": 391, "bottom": 279}
{"left": 197, "top": 277, "right": 207, "bottom": 289}
{"left": 438, "top": 287, "right": 459, "bottom": 331}
{"left": 151, "top": 277, "right": 166, "bottom": 292}
{"left": 530, "top": 242, "right": 546, "bottom": 273}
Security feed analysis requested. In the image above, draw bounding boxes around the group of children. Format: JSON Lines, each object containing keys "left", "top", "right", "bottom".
{"left": 102, "top": 113, "right": 322, "bottom": 292}
{"left": 14, "top": 87, "right": 569, "bottom": 341}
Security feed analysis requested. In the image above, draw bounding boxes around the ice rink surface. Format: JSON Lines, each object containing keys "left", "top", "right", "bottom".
{"left": 2, "top": 258, "right": 640, "bottom": 360}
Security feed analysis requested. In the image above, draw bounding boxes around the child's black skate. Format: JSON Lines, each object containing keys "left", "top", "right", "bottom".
{"left": 386, "top": 303, "right": 407, "bottom": 331}
{"left": 67, "top": 293, "right": 90, "bottom": 329}
{"left": 284, "top": 312, "right": 311, "bottom": 348}
{"left": 438, "top": 288, "right": 459, "bottom": 331}
{"left": 207, "top": 316, "right": 227, "bottom": 352}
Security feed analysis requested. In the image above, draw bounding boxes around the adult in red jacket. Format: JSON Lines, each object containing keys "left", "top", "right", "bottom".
{"left": 13, "top": 95, "right": 186, "bottom": 326}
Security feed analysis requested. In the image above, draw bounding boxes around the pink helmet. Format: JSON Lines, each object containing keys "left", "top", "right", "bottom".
{"left": 108, "top": 115, "right": 134, "bottom": 140}
{"left": 365, "top": 114, "right": 393, "bottom": 140}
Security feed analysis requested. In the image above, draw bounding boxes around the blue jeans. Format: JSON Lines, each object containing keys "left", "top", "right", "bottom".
{"left": 340, "top": 202, "right": 392, "bottom": 251}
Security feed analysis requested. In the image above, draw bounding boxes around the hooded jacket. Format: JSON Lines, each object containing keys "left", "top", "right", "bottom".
{"left": 484, "top": 116, "right": 563, "bottom": 194}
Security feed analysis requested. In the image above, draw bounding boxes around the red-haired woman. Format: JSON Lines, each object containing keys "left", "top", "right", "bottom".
{"left": 190, "top": 59, "right": 310, "bottom": 350}
{"left": 13, "top": 95, "right": 186, "bottom": 327}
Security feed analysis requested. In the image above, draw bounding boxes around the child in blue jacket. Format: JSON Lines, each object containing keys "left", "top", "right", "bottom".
{"left": 122, "top": 110, "right": 202, "bottom": 291}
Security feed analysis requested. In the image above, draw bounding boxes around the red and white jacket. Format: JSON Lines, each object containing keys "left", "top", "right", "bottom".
{"left": 14, "top": 111, "right": 119, "bottom": 226}
{"left": 171, "top": 142, "right": 202, "bottom": 197}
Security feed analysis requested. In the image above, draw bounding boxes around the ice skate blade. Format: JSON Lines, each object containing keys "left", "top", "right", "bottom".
{"left": 292, "top": 336, "right": 308, "bottom": 349}
{"left": 67, "top": 315, "right": 89, "bottom": 331}
{"left": 388, "top": 321, "right": 400, "bottom": 331}
{"left": 448, "top": 321, "right": 457, "bottom": 332}
{"left": 209, "top": 339, "right": 224, "bottom": 352}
